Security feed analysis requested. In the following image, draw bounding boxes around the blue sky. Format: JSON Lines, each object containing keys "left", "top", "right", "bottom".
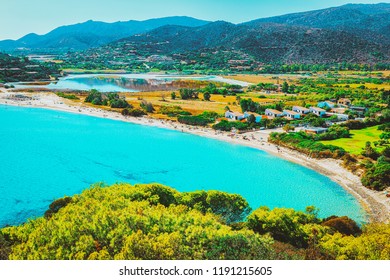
{"left": 1, "top": 0, "right": 387, "bottom": 40}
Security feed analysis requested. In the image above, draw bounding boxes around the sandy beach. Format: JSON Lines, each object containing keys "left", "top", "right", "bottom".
{"left": 1, "top": 90, "right": 389, "bottom": 223}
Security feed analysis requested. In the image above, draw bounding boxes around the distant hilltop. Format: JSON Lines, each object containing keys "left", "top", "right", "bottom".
{"left": 0, "top": 3, "right": 389, "bottom": 64}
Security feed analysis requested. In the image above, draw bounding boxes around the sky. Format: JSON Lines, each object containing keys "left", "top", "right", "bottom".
{"left": 0, "top": 0, "right": 388, "bottom": 40}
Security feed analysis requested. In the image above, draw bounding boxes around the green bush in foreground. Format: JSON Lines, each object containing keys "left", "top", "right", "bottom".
{"left": 3, "top": 183, "right": 273, "bottom": 260}
{"left": 3, "top": 183, "right": 390, "bottom": 260}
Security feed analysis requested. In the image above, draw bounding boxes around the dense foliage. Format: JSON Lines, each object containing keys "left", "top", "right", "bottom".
{"left": 121, "top": 108, "right": 146, "bottom": 117}
{"left": 247, "top": 206, "right": 322, "bottom": 248}
{"left": 159, "top": 105, "right": 191, "bottom": 117}
{"left": 2, "top": 183, "right": 274, "bottom": 260}
{"left": 85, "top": 89, "right": 130, "bottom": 108}
{"left": 178, "top": 111, "right": 218, "bottom": 126}
{"left": 179, "top": 88, "right": 198, "bottom": 100}
{"left": 315, "top": 125, "right": 350, "bottom": 141}
{"left": 2, "top": 183, "right": 390, "bottom": 260}
{"left": 55, "top": 92, "right": 80, "bottom": 100}
{"left": 269, "top": 132, "right": 346, "bottom": 158}
{"left": 0, "top": 53, "right": 60, "bottom": 83}
{"left": 361, "top": 156, "right": 390, "bottom": 191}
{"left": 212, "top": 120, "right": 249, "bottom": 131}
{"left": 320, "top": 223, "right": 390, "bottom": 260}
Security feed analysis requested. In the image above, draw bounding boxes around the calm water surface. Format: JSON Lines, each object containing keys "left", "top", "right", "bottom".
{"left": 13, "top": 74, "right": 250, "bottom": 92}
{"left": 0, "top": 105, "right": 366, "bottom": 226}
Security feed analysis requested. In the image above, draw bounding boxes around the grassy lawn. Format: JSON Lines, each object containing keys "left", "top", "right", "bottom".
{"left": 320, "top": 126, "right": 383, "bottom": 155}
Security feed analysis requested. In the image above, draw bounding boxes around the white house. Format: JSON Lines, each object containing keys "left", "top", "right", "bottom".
{"left": 225, "top": 111, "right": 245, "bottom": 121}
{"left": 292, "top": 106, "right": 310, "bottom": 114}
{"left": 283, "top": 110, "right": 301, "bottom": 119}
{"left": 327, "top": 113, "right": 349, "bottom": 121}
{"left": 265, "top": 109, "right": 283, "bottom": 118}
{"left": 244, "top": 112, "right": 262, "bottom": 123}
{"left": 309, "top": 107, "right": 327, "bottom": 117}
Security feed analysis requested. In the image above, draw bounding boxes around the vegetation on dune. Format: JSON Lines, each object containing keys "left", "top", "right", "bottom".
{"left": 361, "top": 156, "right": 390, "bottom": 191}
{"left": 269, "top": 131, "right": 346, "bottom": 159}
{"left": 1, "top": 183, "right": 272, "bottom": 260}
{"left": 84, "top": 89, "right": 130, "bottom": 108}
{"left": 320, "top": 223, "right": 390, "bottom": 260}
{"left": 178, "top": 111, "right": 219, "bottom": 126}
{"left": 1, "top": 183, "right": 390, "bottom": 260}
{"left": 55, "top": 92, "right": 80, "bottom": 100}
{"left": 121, "top": 108, "right": 146, "bottom": 117}
{"left": 159, "top": 105, "right": 191, "bottom": 117}
{"left": 212, "top": 120, "right": 249, "bottom": 131}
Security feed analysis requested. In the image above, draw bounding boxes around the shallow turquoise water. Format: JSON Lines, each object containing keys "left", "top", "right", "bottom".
{"left": 0, "top": 105, "right": 366, "bottom": 226}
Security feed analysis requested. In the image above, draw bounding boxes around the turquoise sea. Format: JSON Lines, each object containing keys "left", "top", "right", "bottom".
{"left": 0, "top": 105, "right": 366, "bottom": 227}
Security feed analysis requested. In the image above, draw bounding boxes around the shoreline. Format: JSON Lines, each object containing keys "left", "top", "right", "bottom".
{"left": 1, "top": 90, "right": 389, "bottom": 223}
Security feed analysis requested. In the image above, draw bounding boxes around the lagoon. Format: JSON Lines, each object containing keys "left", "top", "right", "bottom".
{"left": 12, "top": 74, "right": 251, "bottom": 92}
{"left": 0, "top": 105, "right": 366, "bottom": 227}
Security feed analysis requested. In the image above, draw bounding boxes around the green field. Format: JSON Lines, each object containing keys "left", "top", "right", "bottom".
{"left": 321, "top": 126, "right": 383, "bottom": 155}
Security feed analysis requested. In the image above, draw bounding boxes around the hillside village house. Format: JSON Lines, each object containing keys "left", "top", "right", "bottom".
{"left": 265, "top": 109, "right": 283, "bottom": 118}
{"left": 331, "top": 107, "right": 347, "bottom": 114}
{"left": 225, "top": 111, "right": 245, "bottom": 121}
{"left": 292, "top": 106, "right": 310, "bottom": 114}
{"left": 327, "top": 113, "right": 349, "bottom": 121}
{"left": 244, "top": 112, "right": 262, "bottom": 123}
{"left": 305, "top": 127, "right": 328, "bottom": 134}
{"left": 318, "top": 101, "right": 335, "bottom": 109}
{"left": 350, "top": 106, "right": 368, "bottom": 115}
{"left": 309, "top": 107, "right": 327, "bottom": 117}
{"left": 283, "top": 110, "right": 301, "bottom": 119}
{"left": 338, "top": 98, "right": 352, "bottom": 107}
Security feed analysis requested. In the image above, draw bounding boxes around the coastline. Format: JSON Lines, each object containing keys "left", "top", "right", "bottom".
{"left": 1, "top": 90, "right": 389, "bottom": 223}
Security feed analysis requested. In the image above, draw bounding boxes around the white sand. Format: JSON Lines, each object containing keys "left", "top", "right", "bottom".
{"left": 1, "top": 91, "right": 389, "bottom": 223}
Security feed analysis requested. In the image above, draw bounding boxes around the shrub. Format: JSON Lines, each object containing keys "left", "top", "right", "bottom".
{"left": 322, "top": 216, "right": 362, "bottom": 236}
{"left": 361, "top": 157, "right": 390, "bottom": 191}
{"left": 55, "top": 92, "right": 80, "bottom": 100}
{"left": 178, "top": 111, "right": 218, "bottom": 126}
{"left": 121, "top": 108, "right": 146, "bottom": 117}
{"left": 159, "top": 105, "right": 191, "bottom": 117}
{"left": 247, "top": 206, "right": 323, "bottom": 248}
{"left": 140, "top": 100, "right": 154, "bottom": 113}
{"left": 213, "top": 120, "right": 249, "bottom": 131}
{"left": 44, "top": 197, "right": 72, "bottom": 219}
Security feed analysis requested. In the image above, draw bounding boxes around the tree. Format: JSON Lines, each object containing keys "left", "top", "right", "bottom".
{"left": 179, "top": 88, "right": 198, "bottom": 100}
{"left": 171, "top": 92, "right": 176, "bottom": 100}
{"left": 361, "top": 141, "right": 379, "bottom": 160}
{"left": 247, "top": 114, "right": 256, "bottom": 124}
{"left": 282, "top": 81, "right": 289, "bottom": 93}
{"left": 247, "top": 207, "right": 322, "bottom": 248}
{"left": 203, "top": 92, "right": 211, "bottom": 101}
{"left": 283, "top": 124, "right": 295, "bottom": 132}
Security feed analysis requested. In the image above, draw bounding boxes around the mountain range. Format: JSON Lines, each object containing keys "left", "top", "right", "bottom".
{"left": 1, "top": 3, "right": 389, "bottom": 64}
{"left": 0, "top": 17, "right": 209, "bottom": 51}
